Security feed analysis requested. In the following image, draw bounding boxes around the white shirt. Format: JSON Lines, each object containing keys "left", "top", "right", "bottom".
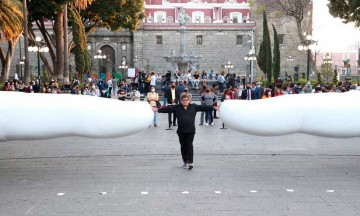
{"left": 107, "top": 79, "right": 112, "bottom": 88}
{"left": 150, "top": 75, "right": 157, "bottom": 86}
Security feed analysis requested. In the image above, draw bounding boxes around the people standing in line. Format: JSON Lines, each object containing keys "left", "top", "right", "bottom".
{"left": 201, "top": 87, "right": 217, "bottom": 126}
{"left": 147, "top": 85, "right": 160, "bottom": 127}
{"left": 153, "top": 93, "right": 218, "bottom": 169}
{"left": 241, "top": 83, "right": 255, "bottom": 100}
{"left": 164, "top": 81, "right": 179, "bottom": 126}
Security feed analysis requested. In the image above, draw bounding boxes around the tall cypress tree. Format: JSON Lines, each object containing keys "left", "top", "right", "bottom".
{"left": 272, "top": 24, "right": 280, "bottom": 81}
{"left": 257, "top": 10, "right": 272, "bottom": 83}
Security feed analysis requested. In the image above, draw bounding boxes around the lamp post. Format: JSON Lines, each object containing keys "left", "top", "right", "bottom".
{"left": 224, "top": 61, "right": 233, "bottom": 76}
{"left": 244, "top": 51, "right": 257, "bottom": 83}
{"left": 285, "top": 56, "right": 294, "bottom": 77}
{"left": 323, "top": 53, "right": 332, "bottom": 83}
{"left": 119, "top": 63, "right": 128, "bottom": 78}
{"left": 94, "top": 50, "right": 106, "bottom": 74}
{"left": 298, "top": 34, "right": 317, "bottom": 81}
{"left": 28, "top": 36, "right": 49, "bottom": 85}
{"left": 343, "top": 55, "right": 350, "bottom": 79}
{"left": 19, "top": 57, "right": 25, "bottom": 82}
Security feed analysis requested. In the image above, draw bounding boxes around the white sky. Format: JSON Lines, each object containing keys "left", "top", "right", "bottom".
{"left": 313, "top": 0, "right": 360, "bottom": 53}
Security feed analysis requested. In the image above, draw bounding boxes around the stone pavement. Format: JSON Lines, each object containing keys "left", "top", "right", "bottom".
{"left": 1, "top": 103, "right": 360, "bottom": 215}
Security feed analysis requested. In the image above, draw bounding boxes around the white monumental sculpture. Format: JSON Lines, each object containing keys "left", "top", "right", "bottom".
{"left": 220, "top": 91, "right": 360, "bottom": 138}
{"left": 0, "top": 92, "right": 153, "bottom": 142}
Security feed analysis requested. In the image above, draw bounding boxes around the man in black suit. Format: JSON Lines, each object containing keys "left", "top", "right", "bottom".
{"left": 165, "top": 81, "right": 179, "bottom": 126}
{"left": 241, "top": 83, "right": 256, "bottom": 100}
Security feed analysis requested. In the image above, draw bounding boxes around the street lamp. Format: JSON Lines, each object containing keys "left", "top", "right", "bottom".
{"left": 343, "top": 55, "right": 350, "bottom": 79}
{"left": 94, "top": 50, "right": 106, "bottom": 74}
{"left": 224, "top": 61, "right": 233, "bottom": 75}
{"left": 244, "top": 50, "right": 257, "bottom": 83}
{"left": 323, "top": 53, "right": 332, "bottom": 82}
{"left": 28, "top": 36, "right": 49, "bottom": 85}
{"left": 119, "top": 63, "right": 128, "bottom": 78}
{"left": 19, "top": 56, "right": 25, "bottom": 82}
{"left": 285, "top": 56, "right": 294, "bottom": 76}
{"left": 298, "top": 34, "right": 317, "bottom": 81}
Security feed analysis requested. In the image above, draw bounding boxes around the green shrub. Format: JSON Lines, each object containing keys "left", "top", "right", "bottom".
{"left": 0, "top": 83, "right": 4, "bottom": 91}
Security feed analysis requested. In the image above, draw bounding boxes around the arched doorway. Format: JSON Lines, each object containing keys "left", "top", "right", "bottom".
{"left": 99, "top": 45, "right": 115, "bottom": 75}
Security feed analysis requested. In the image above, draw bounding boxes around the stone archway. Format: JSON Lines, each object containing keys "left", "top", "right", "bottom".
{"left": 99, "top": 45, "right": 116, "bottom": 74}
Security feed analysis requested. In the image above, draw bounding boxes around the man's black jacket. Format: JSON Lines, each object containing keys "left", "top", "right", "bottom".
{"left": 158, "top": 104, "right": 213, "bottom": 133}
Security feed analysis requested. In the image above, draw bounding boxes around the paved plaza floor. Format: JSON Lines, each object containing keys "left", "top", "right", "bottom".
{"left": 1, "top": 106, "right": 360, "bottom": 215}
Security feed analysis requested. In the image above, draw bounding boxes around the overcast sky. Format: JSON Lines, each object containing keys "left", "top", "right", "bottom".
{"left": 312, "top": 0, "right": 360, "bottom": 53}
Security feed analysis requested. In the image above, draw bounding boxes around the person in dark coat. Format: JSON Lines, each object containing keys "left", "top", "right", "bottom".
{"left": 153, "top": 93, "right": 218, "bottom": 169}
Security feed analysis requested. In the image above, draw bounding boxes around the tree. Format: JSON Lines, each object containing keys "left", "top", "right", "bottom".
{"left": 317, "top": 72, "right": 323, "bottom": 84}
{"left": 257, "top": 11, "right": 272, "bottom": 83}
{"left": 332, "top": 66, "right": 338, "bottom": 85}
{"left": 69, "top": 6, "right": 90, "bottom": 77}
{"left": 320, "top": 63, "right": 332, "bottom": 83}
{"left": 0, "top": 0, "right": 24, "bottom": 82}
{"left": 255, "top": 0, "right": 317, "bottom": 73}
{"left": 272, "top": 24, "right": 280, "bottom": 81}
{"left": 328, "top": 0, "right": 360, "bottom": 27}
{"left": 27, "top": 0, "right": 145, "bottom": 81}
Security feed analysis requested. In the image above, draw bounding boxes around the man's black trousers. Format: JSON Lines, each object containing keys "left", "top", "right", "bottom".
{"left": 177, "top": 132, "right": 195, "bottom": 163}
{"left": 168, "top": 112, "right": 177, "bottom": 125}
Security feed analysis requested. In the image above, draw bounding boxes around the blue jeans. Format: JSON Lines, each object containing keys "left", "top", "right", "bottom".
{"left": 162, "top": 98, "right": 167, "bottom": 106}
{"left": 205, "top": 111, "right": 213, "bottom": 123}
{"left": 218, "top": 82, "right": 224, "bottom": 93}
{"left": 153, "top": 112, "right": 157, "bottom": 125}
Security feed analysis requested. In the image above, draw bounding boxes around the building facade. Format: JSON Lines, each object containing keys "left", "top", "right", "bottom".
{"left": 87, "top": 0, "right": 256, "bottom": 79}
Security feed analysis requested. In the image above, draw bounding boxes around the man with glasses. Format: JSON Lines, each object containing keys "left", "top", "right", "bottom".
{"left": 153, "top": 93, "right": 218, "bottom": 169}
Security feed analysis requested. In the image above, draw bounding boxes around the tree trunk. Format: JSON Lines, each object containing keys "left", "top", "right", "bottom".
{"left": 24, "top": 0, "right": 30, "bottom": 84}
{"left": 64, "top": 4, "right": 69, "bottom": 83}
{"left": 0, "top": 38, "right": 19, "bottom": 82}
{"left": 54, "top": 11, "right": 64, "bottom": 80}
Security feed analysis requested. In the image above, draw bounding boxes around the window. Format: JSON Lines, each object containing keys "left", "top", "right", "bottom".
{"left": 154, "top": 11, "right": 166, "bottom": 23}
{"left": 236, "top": 35, "right": 243, "bottom": 45}
{"left": 278, "top": 34, "right": 285, "bottom": 45}
{"left": 197, "top": 36, "right": 203, "bottom": 45}
{"left": 156, "top": 36, "right": 163, "bottom": 45}
{"left": 192, "top": 11, "right": 204, "bottom": 23}
{"left": 230, "top": 12, "right": 242, "bottom": 23}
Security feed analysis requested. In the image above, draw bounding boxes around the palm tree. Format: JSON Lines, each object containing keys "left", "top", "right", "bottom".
{"left": 74, "top": 0, "right": 93, "bottom": 10}
{"left": 0, "top": 0, "right": 24, "bottom": 82}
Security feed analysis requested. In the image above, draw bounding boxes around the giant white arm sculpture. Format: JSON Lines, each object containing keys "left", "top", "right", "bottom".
{"left": 0, "top": 92, "right": 153, "bottom": 142}
{"left": 220, "top": 91, "right": 360, "bottom": 138}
